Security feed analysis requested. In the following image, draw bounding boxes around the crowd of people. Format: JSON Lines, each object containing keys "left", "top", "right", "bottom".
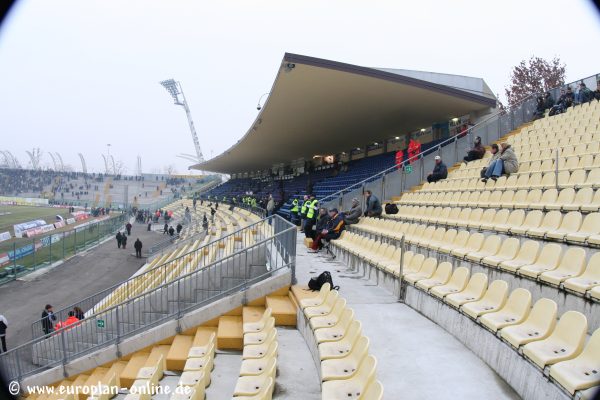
{"left": 534, "top": 82, "right": 600, "bottom": 120}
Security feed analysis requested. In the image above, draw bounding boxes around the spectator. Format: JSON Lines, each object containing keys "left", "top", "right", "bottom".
{"left": 125, "top": 222, "right": 132, "bottom": 236}
{"left": 482, "top": 142, "right": 518, "bottom": 181}
{"left": 0, "top": 314, "right": 7, "bottom": 352}
{"left": 116, "top": 231, "right": 123, "bottom": 249}
{"left": 576, "top": 82, "right": 592, "bottom": 104}
{"left": 202, "top": 215, "right": 209, "bottom": 233}
{"left": 134, "top": 238, "right": 143, "bottom": 258}
{"left": 463, "top": 136, "right": 486, "bottom": 163}
{"left": 480, "top": 143, "right": 500, "bottom": 179}
{"left": 163, "top": 223, "right": 168, "bottom": 234}
{"left": 343, "top": 198, "right": 362, "bottom": 225}
{"left": 309, "top": 208, "right": 345, "bottom": 252}
{"left": 147, "top": 222, "right": 152, "bottom": 231}
{"left": 299, "top": 195, "right": 309, "bottom": 233}
{"left": 427, "top": 156, "right": 448, "bottom": 183}
{"left": 543, "top": 91, "right": 554, "bottom": 110}
{"left": 168, "top": 226, "right": 175, "bottom": 236}
{"left": 532, "top": 95, "right": 545, "bottom": 120}
{"left": 63, "top": 311, "right": 79, "bottom": 328}
{"left": 121, "top": 234, "right": 127, "bottom": 249}
{"left": 312, "top": 208, "right": 330, "bottom": 241}
{"left": 550, "top": 88, "right": 574, "bottom": 116}
{"left": 176, "top": 223, "right": 183, "bottom": 235}
{"left": 593, "top": 85, "right": 600, "bottom": 101}
{"left": 41, "top": 304, "right": 56, "bottom": 335}
{"left": 303, "top": 196, "right": 319, "bottom": 239}
{"left": 364, "top": 190, "right": 382, "bottom": 217}
{"left": 73, "top": 306, "right": 85, "bottom": 320}
{"left": 266, "top": 194, "right": 275, "bottom": 217}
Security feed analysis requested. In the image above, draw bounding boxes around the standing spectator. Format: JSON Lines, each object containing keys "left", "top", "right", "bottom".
{"left": 463, "top": 136, "right": 486, "bottom": 163}
{"left": 299, "top": 195, "right": 309, "bottom": 233}
{"left": 134, "top": 238, "right": 143, "bottom": 258}
{"left": 116, "top": 231, "right": 123, "bottom": 249}
{"left": 147, "top": 222, "right": 152, "bottom": 231}
{"left": 202, "top": 215, "right": 209, "bottom": 233}
{"left": 163, "top": 223, "right": 169, "bottom": 234}
{"left": 0, "top": 314, "right": 7, "bottom": 352}
{"left": 121, "top": 234, "right": 128, "bottom": 249}
{"left": 427, "top": 156, "right": 448, "bottom": 183}
{"left": 125, "top": 222, "right": 132, "bottom": 236}
{"left": 364, "top": 190, "right": 382, "bottom": 217}
{"left": 343, "top": 198, "right": 362, "bottom": 225}
{"left": 210, "top": 207, "right": 216, "bottom": 223}
{"left": 266, "top": 194, "right": 275, "bottom": 217}
{"left": 176, "top": 223, "right": 183, "bottom": 235}
{"left": 73, "top": 306, "right": 85, "bottom": 320}
{"left": 576, "top": 82, "right": 592, "bottom": 104}
{"left": 168, "top": 226, "right": 175, "bottom": 236}
{"left": 41, "top": 304, "right": 56, "bottom": 335}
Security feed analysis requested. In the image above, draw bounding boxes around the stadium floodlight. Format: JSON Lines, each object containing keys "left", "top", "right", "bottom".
{"left": 160, "top": 79, "right": 205, "bottom": 164}
{"left": 256, "top": 92, "right": 270, "bottom": 110}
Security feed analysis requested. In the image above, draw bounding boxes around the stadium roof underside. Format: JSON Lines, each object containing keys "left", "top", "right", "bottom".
{"left": 192, "top": 53, "right": 497, "bottom": 174}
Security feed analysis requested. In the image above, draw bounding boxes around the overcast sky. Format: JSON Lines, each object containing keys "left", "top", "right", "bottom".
{"left": 0, "top": 0, "right": 599, "bottom": 174}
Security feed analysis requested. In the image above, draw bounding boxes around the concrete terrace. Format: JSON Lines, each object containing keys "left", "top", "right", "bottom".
{"left": 294, "top": 235, "right": 521, "bottom": 400}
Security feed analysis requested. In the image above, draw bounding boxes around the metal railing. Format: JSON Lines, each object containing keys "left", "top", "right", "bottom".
{"left": 28, "top": 214, "right": 283, "bottom": 340}
{"left": 0, "top": 213, "right": 127, "bottom": 285}
{"left": 318, "top": 73, "right": 599, "bottom": 211}
{"left": 2, "top": 215, "right": 296, "bottom": 382}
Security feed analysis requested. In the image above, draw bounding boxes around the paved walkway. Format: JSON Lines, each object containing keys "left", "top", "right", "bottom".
{"left": 295, "top": 237, "right": 521, "bottom": 400}
{"left": 0, "top": 221, "right": 164, "bottom": 349}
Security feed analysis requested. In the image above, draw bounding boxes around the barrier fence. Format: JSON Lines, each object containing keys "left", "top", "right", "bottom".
{"left": 0, "top": 213, "right": 128, "bottom": 285}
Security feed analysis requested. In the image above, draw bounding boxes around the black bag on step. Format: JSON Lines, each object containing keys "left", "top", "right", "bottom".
{"left": 308, "top": 271, "right": 339, "bottom": 291}
{"left": 384, "top": 203, "right": 399, "bottom": 215}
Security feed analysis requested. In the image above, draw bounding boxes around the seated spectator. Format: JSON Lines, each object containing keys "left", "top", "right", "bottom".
{"left": 575, "top": 82, "right": 592, "bottom": 104}
{"left": 310, "top": 208, "right": 329, "bottom": 240}
{"left": 594, "top": 85, "right": 600, "bottom": 101}
{"left": 480, "top": 143, "right": 500, "bottom": 179}
{"left": 309, "top": 208, "right": 344, "bottom": 252}
{"left": 343, "top": 198, "right": 362, "bottom": 225}
{"left": 482, "top": 142, "right": 518, "bottom": 181}
{"left": 532, "top": 95, "right": 545, "bottom": 120}
{"left": 427, "top": 156, "right": 448, "bottom": 183}
{"left": 364, "top": 190, "right": 382, "bottom": 217}
{"left": 543, "top": 91, "right": 554, "bottom": 110}
{"left": 550, "top": 88, "right": 574, "bottom": 116}
{"left": 463, "top": 136, "right": 485, "bottom": 163}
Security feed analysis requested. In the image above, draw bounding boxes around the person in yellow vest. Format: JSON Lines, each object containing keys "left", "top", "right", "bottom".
{"left": 299, "top": 195, "right": 309, "bottom": 232}
{"left": 290, "top": 198, "right": 299, "bottom": 224}
{"left": 303, "top": 195, "right": 319, "bottom": 238}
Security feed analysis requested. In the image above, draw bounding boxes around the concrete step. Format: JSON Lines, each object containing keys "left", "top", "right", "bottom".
{"left": 265, "top": 295, "right": 296, "bottom": 327}
{"left": 216, "top": 316, "right": 243, "bottom": 350}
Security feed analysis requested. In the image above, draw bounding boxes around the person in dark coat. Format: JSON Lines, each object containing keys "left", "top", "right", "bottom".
{"left": 163, "top": 223, "right": 168, "bottom": 234}
{"left": 168, "top": 226, "right": 175, "bottom": 236}
{"left": 121, "top": 234, "right": 127, "bottom": 249}
{"left": 463, "top": 136, "right": 486, "bottom": 163}
{"left": 116, "top": 232, "right": 123, "bottom": 249}
{"left": 73, "top": 307, "right": 85, "bottom": 320}
{"left": 427, "top": 156, "right": 448, "bottom": 183}
{"left": 343, "top": 198, "right": 362, "bottom": 225}
{"left": 125, "top": 222, "right": 132, "bottom": 236}
{"left": 134, "top": 238, "right": 143, "bottom": 258}
{"left": 41, "top": 304, "right": 56, "bottom": 335}
{"left": 364, "top": 190, "right": 382, "bottom": 217}
{"left": 176, "top": 223, "right": 183, "bottom": 235}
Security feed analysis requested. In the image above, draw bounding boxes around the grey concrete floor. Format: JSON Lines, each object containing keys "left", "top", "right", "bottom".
{"left": 0, "top": 221, "right": 164, "bottom": 349}
{"left": 295, "top": 238, "right": 521, "bottom": 400}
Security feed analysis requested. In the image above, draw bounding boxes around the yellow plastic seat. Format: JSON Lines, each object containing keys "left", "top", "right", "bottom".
{"left": 243, "top": 308, "right": 273, "bottom": 333}
{"left": 242, "top": 338, "right": 278, "bottom": 360}
{"left": 314, "top": 308, "right": 355, "bottom": 343}
{"left": 581, "top": 190, "right": 600, "bottom": 212}
{"left": 523, "top": 311, "right": 588, "bottom": 369}
{"left": 492, "top": 209, "right": 524, "bottom": 233}
{"left": 562, "top": 251, "right": 600, "bottom": 294}
{"left": 566, "top": 213, "right": 600, "bottom": 244}
{"left": 479, "top": 288, "right": 532, "bottom": 332}
{"left": 430, "top": 267, "right": 470, "bottom": 299}
{"left": 450, "top": 232, "right": 484, "bottom": 259}
{"left": 309, "top": 298, "right": 347, "bottom": 329}
{"left": 514, "top": 189, "right": 541, "bottom": 209}
{"left": 176, "top": 371, "right": 207, "bottom": 397}
{"left": 498, "top": 240, "right": 540, "bottom": 272}
{"left": 438, "top": 231, "right": 469, "bottom": 254}
{"left": 510, "top": 210, "right": 543, "bottom": 235}
{"left": 445, "top": 273, "right": 488, "bottom": 308}
{"left": 321, "top": 355, "right": 377, "bottom": 400}
{"left": 244, "top": 319, "right": 275, "bottom": 346}
{"left": 546, "top": 211, "right": 583, "bottom": 240}
{"left": 428, "top": 229, "right": 457, "bottom": 251}
{"left": 415, "top": 262, "right": 453, "bottom": 291}
{"left": 183, "top": 353, "right": 214, "bottom": 374}
{"left": 465, "top": 235, "right": 502, "bottom": 262}
{"left": 233, "top": 358, "right": 276, "bottom": 396}
{"left": 362, "top": 380, "right": 384, "bottom": 400}
{"left": 539, "top": 247, "right": 587, "bottom": 286}
{"left": 482, "top": 238, "right": 520, "bottom": 267}
{"left": 549, "top": 329, "right": 600, "bottom": 394}
{"left": 239, "top": 343, "right": 277, "bottom": 376}
{"left": 304, "top": 290, "right": 339, "bottom": 318}
{"left": 461, "top": 279, "right": 508, "bottom": 319}
{"left": 321, "top": 336, "right": 369, "bottom": 381}
{"left": 319, "top": 320, "right": 362, "bottom": 360}
{"left": 401, "top": 253, "right": 425, "bottom": 277}
{"left": 404, "top": 257, "right": 437, "bottom": 284}
{"left": 518, "top": 243, "right": 563, "bottom": 278}
{"left": 500, "top": 298, "right": 558, "bottom": 348}
{"left": 527, "top": 210, "right": 563, "bottom": 238}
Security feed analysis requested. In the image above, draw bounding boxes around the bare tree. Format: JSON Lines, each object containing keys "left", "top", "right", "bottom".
{"left": 164, "top": 164, "right": 177, "bottom": 175}
{"left": 504, "top": 56, "right": 566, "bottom": 108}
{"left": 113, "top": 160, "right": 127, "bottom": 175}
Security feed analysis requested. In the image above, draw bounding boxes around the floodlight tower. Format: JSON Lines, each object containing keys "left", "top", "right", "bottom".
{"left": 159, "top": 79, "right": 204, "bottom": 163}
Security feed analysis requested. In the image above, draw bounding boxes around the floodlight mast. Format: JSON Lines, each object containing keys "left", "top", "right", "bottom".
{"left": 160, "top": 79, "right": 205, "bottom": 163}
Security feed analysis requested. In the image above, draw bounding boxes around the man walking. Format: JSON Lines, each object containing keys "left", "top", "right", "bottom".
{"left": 134, "top": 238, "right": 143, "bottom": 258}
{"left": 125, "top": 222, "right": 132, "bottom": 236}
{"left": 41, "top": 304, "right": 56, "bottom": 336}
{"left": 116, "top": 231, "right": 123, "bottom": 249}
{"left": 121, "top": 234, "right": 127, "bottom": 249}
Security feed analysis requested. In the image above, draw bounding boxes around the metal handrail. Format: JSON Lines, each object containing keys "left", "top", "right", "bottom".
{"left": 3, "top": 215, "right": 296, "bottom": 382}
{"left": 28, "top": 214, "right": 277, "bottom": 338}
{"left": 316, "top": 73, "right": 599, "bottom": 205}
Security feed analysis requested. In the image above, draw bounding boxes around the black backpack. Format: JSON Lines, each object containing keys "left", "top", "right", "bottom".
{"left": 308, "top": 271, "right": 339, "bottom": 291}
{"left": 385, "top": 203, "right": 399, "bottom": 215}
